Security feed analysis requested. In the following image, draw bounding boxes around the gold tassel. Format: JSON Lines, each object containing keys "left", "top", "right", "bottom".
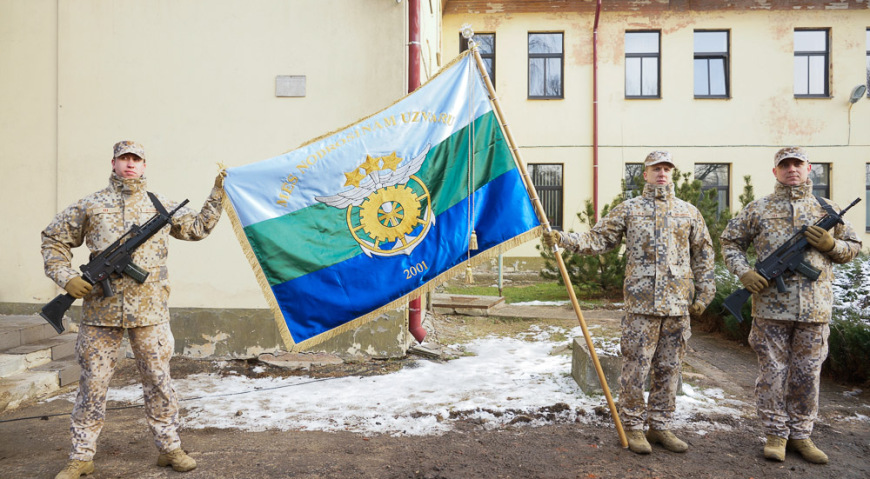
{"left": 469, "top": 230, "right": 478, "bottom": 250}
{"left": 465, "top": 263, "right": 474, "bottom": 284}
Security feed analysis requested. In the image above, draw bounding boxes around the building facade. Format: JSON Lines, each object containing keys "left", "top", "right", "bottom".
{"left": 443, "top": 0, "right": 870, "bottom": 256}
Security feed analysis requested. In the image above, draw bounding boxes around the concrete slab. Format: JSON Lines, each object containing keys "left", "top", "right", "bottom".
{"left": 258, "top": 352, "right": 344, "bottom": 370}
{"left": 0, "top": 370, "right": 59, "bottom": 412}
{"left": 571, "top": 336, "right": 682, "bottom": 396}
{"left": 33, "top": 358, "right": 80, "bottom": 387}
{"left": 431, "top": 293, "right": 505, "bottom": 316}
{"left": 0, "top": 354, "right": 27, "bottom": 378}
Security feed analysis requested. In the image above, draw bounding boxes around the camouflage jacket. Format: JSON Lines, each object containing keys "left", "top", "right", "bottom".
{"left": 41, "top": 173, "right": 223, "bottom": 328}
{"left": 561, "top": 183, "right": 715, "bottom": 316}
{"left": 721, "top": 181, "right": 861, "bottom": 323}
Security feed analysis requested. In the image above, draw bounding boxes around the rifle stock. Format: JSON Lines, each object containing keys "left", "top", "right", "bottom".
{"left": 39, "top": 293, "right": 76, "bottom": 334}
{"left": 722, "top": 288, "right": 752, "bottom": 323}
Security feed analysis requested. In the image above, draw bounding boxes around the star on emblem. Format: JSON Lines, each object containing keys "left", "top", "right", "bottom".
{"left": 361, "top": 155, "right": 382, "bottom": 175}
{"left": 381, "top": 152, "right": 402, "bottom": 171}
{"left": 344, "top": 168, "right": 366, "bottom": 188}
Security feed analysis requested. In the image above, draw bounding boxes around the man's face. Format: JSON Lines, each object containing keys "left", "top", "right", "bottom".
{"left": 773, "top": 158, "right": 810, "bottom": 186}
{"left": 643, "top": 164, "right": 674, "bottom": 185}
{"left": 112, "top": 153, "right": 146, "bottom": 178}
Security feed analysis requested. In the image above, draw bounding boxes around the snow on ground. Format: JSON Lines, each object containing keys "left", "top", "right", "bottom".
{"left": 52, "top": 325, "right": 751, "bottom": 437}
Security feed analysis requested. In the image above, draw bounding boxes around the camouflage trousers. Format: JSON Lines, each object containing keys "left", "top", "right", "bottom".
{"left": 69, "top": 322, "right": 181, "bottom": 461}
{"left": 618, "top": 313, "right": 690, "bottom": 431}
{"left": 747, "top": 317, "right": 829, "bottom": 439}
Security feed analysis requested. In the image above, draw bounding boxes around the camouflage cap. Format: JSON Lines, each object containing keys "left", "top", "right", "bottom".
{"left": 774, "top": 146, "right": 807, "bottom": 166}
{"left": 113, "top": 140, "right": 145, "bottom": 159}
{"left": 644, "top": 150, "right": 674, "bottom": 167}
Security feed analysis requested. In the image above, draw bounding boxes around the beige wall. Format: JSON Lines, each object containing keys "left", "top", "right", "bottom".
{"left": 443, "top": 9, "right": 870, "bottom": 256}
{"left": 1, "top": 0, "right": 443, "bottom": 309}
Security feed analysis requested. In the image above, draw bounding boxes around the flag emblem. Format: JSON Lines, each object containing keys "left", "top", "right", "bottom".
{"left": 316, "top": 146, "right": 434, "bottom": 257}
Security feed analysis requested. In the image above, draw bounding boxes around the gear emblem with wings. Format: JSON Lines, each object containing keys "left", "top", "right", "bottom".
{"left": 315, "top": 145, "right": 433, "bottom": 257}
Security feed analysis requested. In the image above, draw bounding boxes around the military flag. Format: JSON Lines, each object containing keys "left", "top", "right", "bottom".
{"left": 223, "top": 51, "right": 541, "bottom": 350}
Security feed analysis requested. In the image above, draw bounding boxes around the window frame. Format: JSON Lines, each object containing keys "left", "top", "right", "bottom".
{"left": 527, "top": 32, "right": 564, "bottom": 100}
{"left": 624, "top": 163, "right": 644, "bottom": 198}
{"left": 460, "top": 32, "right": 496, "bottom": 87}
{"left": 794, "top": 28, "right": 830, "bottom": 98}
{"left": 693, "top": 30, "right": 730, "bottom": 99}
{"left": 866, "top": 164, "right": 870, "bottom": 232}
{"left": 625, "top": 30, "right": 661, "bottom": 99}
{"left": 809, "top": 163, "right": 831, "bottom": 199}
{"left": 528, "top": 163, "right": 564, "bottom": 230}
{"left": 694, "top": 163, "right": 731, "bottom": 218}
{"left": 866, "top": 28, "right": 869, "bottom": 98}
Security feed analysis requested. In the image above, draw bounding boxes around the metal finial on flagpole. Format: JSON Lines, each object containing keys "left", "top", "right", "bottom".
{"left": 460, "top": 23, "right": 476, "bottom": 48}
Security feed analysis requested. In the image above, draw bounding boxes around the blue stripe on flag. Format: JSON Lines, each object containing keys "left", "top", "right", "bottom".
{"left": 270, "top": 168, "right": 538, "bottom": 343}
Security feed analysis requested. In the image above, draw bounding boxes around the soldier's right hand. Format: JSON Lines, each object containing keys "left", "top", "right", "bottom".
{"left": 542, "top": 230, "right": 562, "bottom": 249}
{"left": 64, "top": 277, "right": 93, "bottom": 299}
{"left": 739, "top": 271, "right": 768, "bottom": 294}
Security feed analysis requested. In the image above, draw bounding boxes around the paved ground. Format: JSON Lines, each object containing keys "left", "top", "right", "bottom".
{"left": 1, "top": 304, "right": 869, "bottom": 479}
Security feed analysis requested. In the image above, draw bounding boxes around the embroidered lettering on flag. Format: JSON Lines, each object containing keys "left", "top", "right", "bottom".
{"left": 222, "top": 51, "right": 541, "bottom": 350}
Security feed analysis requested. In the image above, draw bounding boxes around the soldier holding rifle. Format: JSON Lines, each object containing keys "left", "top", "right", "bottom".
{"left": 721, "top": 147, "right": 861, "bottom": 465}
{"left": 545, "top": 151, "right": 715, "bottom": 454}
{"left": 42, "top": 141, "right": 225, "bottom": 478}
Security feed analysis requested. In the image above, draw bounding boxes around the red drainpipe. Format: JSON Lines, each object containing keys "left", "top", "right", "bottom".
{"left": 407, "top": 0, "right": 426, "bottom": 343}
{"left": 592, "top": 0, "right": 602, "bottom": 222}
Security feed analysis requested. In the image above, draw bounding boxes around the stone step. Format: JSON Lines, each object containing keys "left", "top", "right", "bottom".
{"left": 0, "top": 314, "right": 78, "bottom": 413}
{"left": 0, "top": 314, "right": 70, "bottom": 351}
{"left": 0, "top": 333, "right": 78, "bottom": 377}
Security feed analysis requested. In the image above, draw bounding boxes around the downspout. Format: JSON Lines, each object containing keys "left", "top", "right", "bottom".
{"left": 407, "top": 0, "right": 426, "bottom": 343}
{"left": 592, "top": 0, "right": 602, "bottom": 221}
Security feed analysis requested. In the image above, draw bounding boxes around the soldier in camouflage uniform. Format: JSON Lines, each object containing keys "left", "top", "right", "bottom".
{"left": 544, "top": 151, "right": 715, "bottom": 454}
{"left": 721, "top": 147, "right": 861, "bottom": 465}
{"left": 42, "top": 141, "right": 225, "bottom": 479}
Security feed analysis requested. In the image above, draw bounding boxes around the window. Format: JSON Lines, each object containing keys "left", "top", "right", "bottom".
{"left": 528, "top": 33, "right": 563, "bottom": 99}
{"left": 694, "top": 30, "right": 730, "bottom": 98}
{"left": 794, "top": 29, "right": 829, "bottom": 97}
{"left": 624, "top": 163, "right": 644, "bottom": 198}
{"left": 694, "top": 164, "right": 730, "bottom": 217}
{"left": 866, "top": 165, "right": 870, "bottom": 231}
{"left": 625, "top": 31, "right": 660, "bottom": 98}
{"left": 528, "top": 164, "right": 563, "bottom": 230}
{"left": 810, "top": 163, "right": 830, "bottom": 198}
{"left": 460, "top": 33, "right": 495, "bottom": 86}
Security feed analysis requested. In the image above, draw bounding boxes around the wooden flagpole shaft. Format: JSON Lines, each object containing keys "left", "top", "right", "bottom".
{"left": 470, "top": 48, "right": 628, "bottom": 449}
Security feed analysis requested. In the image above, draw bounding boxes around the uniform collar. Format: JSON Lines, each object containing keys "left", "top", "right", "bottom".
{"left": 643, "top": 182, "right": 675, "bottom": 200}
{"left": 110, "top": 172, "right": 147, "bottom": 196}
{"left": 774, "top": 179, "right": 814, "bottom": 201}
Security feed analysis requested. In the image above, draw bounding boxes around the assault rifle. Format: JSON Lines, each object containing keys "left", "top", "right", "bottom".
{"left": 39, "top": 193, "right": 189, "bottom": 334}
{"left": 723, "top": 197, "right": 860, "bottom": 323}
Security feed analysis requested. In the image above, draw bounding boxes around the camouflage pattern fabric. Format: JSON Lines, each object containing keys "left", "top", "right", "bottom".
{"left": 721, "top": 181, "right": 861, "bottom": 322}
{"left": 561, "top": 182, "right": 716, "bottom": 316}
{"left": 41, "top": 172, "right": 222, "bottom": 461}
{"left": 619, "top": 313, "right": 690, "bottom": 431}
{"left": 69, "top": 323, "right": 180, "bottom": 461}
{"left": 41, "top": 173, "right": 223, "bottom": 327}
{"left": 721, "top": 180, "right": 860, "bottom": 439}
{"left": 747, "top": 317, "right": 829, "bottom": 439}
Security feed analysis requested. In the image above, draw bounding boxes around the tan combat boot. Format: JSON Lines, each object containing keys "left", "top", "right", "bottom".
{"left": 55, "top": 460, "right": 94, "bottom": 479}
{"left": 157, "top": 447, "right": 197, "bottom": 472}
{"left": 787, "top": 438, "right": 829, "bottom": 464}
{"left": 626, "top": 430, "right": 652, "bottom": 454}
{"left": 763, "top": 435, "right": 786, "bottom": 462}
{"left": 646, "top": 429, "right": 688, "bottom": 453}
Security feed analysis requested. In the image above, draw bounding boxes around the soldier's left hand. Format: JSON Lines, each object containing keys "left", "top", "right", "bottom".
{"left": 689, "top": 302, "right": 705, "bottom": 317}
{"left": 804, "top": 225, "right": 835, "bottom": 252}
{"left": 214, "top": 170, "right": 227, "bottom": 189}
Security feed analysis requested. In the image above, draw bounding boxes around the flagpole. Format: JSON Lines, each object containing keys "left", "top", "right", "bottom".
{"left": 469, "top": 46, "right": 628, "bottom": 449}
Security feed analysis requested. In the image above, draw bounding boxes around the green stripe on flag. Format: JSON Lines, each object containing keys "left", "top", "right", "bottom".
{"left": 244, "top": 110, "right": 517, "bottom": 286}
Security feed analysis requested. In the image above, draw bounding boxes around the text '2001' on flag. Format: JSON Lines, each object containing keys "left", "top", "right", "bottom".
{"left": 222, "top": 51, "right": 541, "bottom": 350}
